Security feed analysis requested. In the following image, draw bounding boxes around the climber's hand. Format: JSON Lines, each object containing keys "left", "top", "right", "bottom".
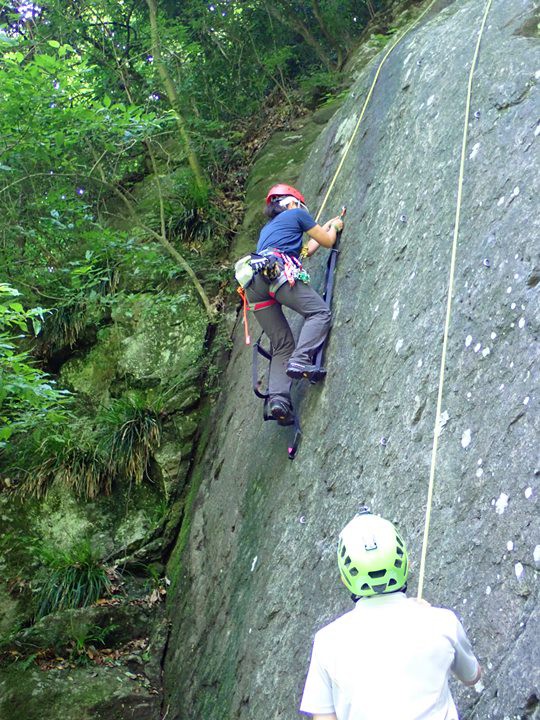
{"left": 330, "top": 216, "right": 344, "bottom": 232}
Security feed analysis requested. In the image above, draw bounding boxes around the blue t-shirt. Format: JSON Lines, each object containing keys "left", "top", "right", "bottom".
{"left": 256, "top": 208, "right": 316, "bottom": 258}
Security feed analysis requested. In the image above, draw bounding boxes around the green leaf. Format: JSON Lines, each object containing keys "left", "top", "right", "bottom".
{"left": 48, "top": 40, "right": 61, "bottom": 49}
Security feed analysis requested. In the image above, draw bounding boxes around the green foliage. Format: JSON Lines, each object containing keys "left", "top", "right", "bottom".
{"left": 103, "top": 397, "right": 162, "bottom": 486}
{"left": 0, "top": 284, "right": 70, "bottom": 448}
{"left": 15, "top": 395, "right": 163, "bottom": 498}
{"left": 30, "top": 540, "right": 114, "bottom": 620}
{"left": 66, "top": 619, "right": 118, "bottom": 665}
{"left": 298, "top": 70, "right": 345, "bottom": 108}
{"left": 35, "top": 251, "right": 120, "bottom": 360}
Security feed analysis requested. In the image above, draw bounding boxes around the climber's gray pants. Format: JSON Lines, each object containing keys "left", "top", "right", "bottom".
{"left": 246, "top": 273, "right": 331, "bottom": 404}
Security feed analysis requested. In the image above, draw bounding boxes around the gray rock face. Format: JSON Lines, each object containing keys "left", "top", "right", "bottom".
{"left": 164, "top": 2, "right": 539, "bottom": 719}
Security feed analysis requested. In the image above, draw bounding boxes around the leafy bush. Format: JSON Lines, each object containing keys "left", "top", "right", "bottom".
{"left": 0, "top": 283, "right": 71, "bottom": 448}
{"left": 298, "top": 70, "right": 346, "bottom": 108}
{"left": 31, "top": 540, "right": 114, "bottom": 620}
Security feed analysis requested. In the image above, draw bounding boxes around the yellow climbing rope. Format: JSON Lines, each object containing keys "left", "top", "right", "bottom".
{"left": 314, "top": 0, "right": 438, "bottom": 223}
{"left": 417, "top": 0, "right": 494, "bottom": 600}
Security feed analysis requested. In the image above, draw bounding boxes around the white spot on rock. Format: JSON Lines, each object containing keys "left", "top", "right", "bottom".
{"left": 485, "top": 586, "right": 491, "bottom": 595}
{"left": 250, "top": 556, "right": 258, "bottom": 572}
{"left": 518, "top": 317, "right": 525, "bottom": 329}
{"left": 497, "top": 196, "right": 505, "bottom": 206}
{"left": 476, "top": 468, "right": 483, "bottom": 478}
{"left": 461, "top": 429, "right": 472, "bottom": 448}
{"left": 523, "top": 396, "right": 530, "bottom": 405}
{"left": 506, "top": 286, "right": 512, "bottom": 294}
{"left": 465, "top": 334, "right": 473, "bottom": 347}
{"left": 536, "top": 123, "right": 540, "bottom": 137}
{"left": 437, "top": 410, "right": 450, "bottom": 436}
{"left": 477, "top": 458, "right": 483, "bottom": 465}
{"left": 469, "top": 143, "right": 480, "bottom": 160}
{"left": 511, "top": 302, "right": 516, "bottom": 309}
{"left": 482, "top": 347, "right": 490, "bottom": 357}
{"left": 524, "top": 487, "right": 533, "bottom": 499}
{"left": 392, "top": 300, "right": 400, "bottom": 321}
{"left": 507, "top": 541, "right": 514, "bottom": 551}
{"left": 474, "top": 343, "right": 481, "bottom": 353}
{"left": 514, "top": 562, "right": 524, "bottom": 579}
{"left": 395, "top": 338, "right": 404, "bottom": 353}
{"left": 511, "top": 186, "right": 520, "bottom": 198}
{"left": 491, "top": 332, "right": 497, "bottom": 340}
{"left": 495, "top": 493, "right": 509, "bottom": 514}
{"left": 427, "top": 94, "right": 435, "bottom": 106}
{"left": 417, "top": 359, "right": 423, "bottom": 368}
{"left": 534, "top": 545, "right": 540, "bottom": 568}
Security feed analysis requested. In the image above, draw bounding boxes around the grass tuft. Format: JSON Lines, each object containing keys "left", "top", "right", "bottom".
{"left": 31, "top": 540, "right": 114, "bottom": 620}
{"left": 103, "top": 398, "right": 162, "bottom": 486}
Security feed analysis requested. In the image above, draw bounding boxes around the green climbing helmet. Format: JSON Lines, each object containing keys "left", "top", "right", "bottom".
{"left": 337, "top": 508, "right": 408, "bottom": 597}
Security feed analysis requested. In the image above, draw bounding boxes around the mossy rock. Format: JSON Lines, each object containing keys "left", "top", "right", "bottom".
{"left": 60, "top": 291, "right": 207, "bottom": 405}
{"left": 0, "top": 664, "right": 159, "bottom": 720}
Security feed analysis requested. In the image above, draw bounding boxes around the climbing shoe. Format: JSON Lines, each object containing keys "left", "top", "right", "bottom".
{"left": 286, "top": 361, "right": 325, "bottom": 382}
{"left": 269, "top": 398, "right": 295, "bottom": 426}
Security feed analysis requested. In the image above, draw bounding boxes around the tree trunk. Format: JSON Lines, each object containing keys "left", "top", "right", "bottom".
{"left": 311, "top": 0, "right": 344, "bottom": 69}
{"left": 265, "top": 2, "right": 336, "bottom": 71}
{"left": 146, "top": 0, "right": 207, "bottom": 195}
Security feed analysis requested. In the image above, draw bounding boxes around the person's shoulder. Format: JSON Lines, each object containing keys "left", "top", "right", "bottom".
{"left": 290, "top": 207, "right": 316, "bottom": 228}
{"left": 406, "top": 598, "right": 461, "bottom": 628}
{"left": 292, "top": 207, "right": 315, "bottom": 220}
{"left": 315, "top": 608, "right": 356, "bottom": 643}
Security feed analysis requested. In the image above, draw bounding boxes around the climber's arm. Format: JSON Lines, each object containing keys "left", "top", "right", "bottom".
{"left": 305, "top": 217, "right": 344, "bottom": 253}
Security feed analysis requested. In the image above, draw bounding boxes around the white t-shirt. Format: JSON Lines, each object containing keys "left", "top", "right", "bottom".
{"left": 300, "top": 593, "right": 479, "bottom": 720}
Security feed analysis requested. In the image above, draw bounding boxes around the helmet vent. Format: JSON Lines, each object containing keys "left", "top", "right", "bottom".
{"left": 340, "top": 545, "right": 347, "bottom": 558}
{"left": 368, "top": 569, "right": 386, "bottom": 579}
{"left": 394, "top": 559, "right": 402, "bottom": 568}
{"left": 372, "top": 583, "right": 387, "bottom": 593}
{"left": 361, "top": 583, "right": 370, "bottom": 592}
{"left": 349, "top": 567, "right": 359, "bottom": 577}
{"left": 396, "top": 546, "right": 404, "bottom": 557}
{"left": 388, "top": 578, "right": 397, "bottom": 586}
{"left": 344, "top": 555, "right": 352, "bottom": 567}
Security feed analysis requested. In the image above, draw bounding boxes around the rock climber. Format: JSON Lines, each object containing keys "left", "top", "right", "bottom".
{"left": 243, "top": 183, "right": 344, "bottom": 427}
{"left": 300, "top": 508, "right": 482, "bottom": 720}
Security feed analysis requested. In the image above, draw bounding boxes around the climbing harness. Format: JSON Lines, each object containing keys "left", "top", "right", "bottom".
{"left": 417, "top": 0, "right": 494, "bottom": 600}
{"left": 236, "top": 250, "right": 310, "bottom": 348}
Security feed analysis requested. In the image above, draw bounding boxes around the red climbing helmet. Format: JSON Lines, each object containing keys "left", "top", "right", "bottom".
{"left": 266, "top": 184, "right": 306, "bottom": 205}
